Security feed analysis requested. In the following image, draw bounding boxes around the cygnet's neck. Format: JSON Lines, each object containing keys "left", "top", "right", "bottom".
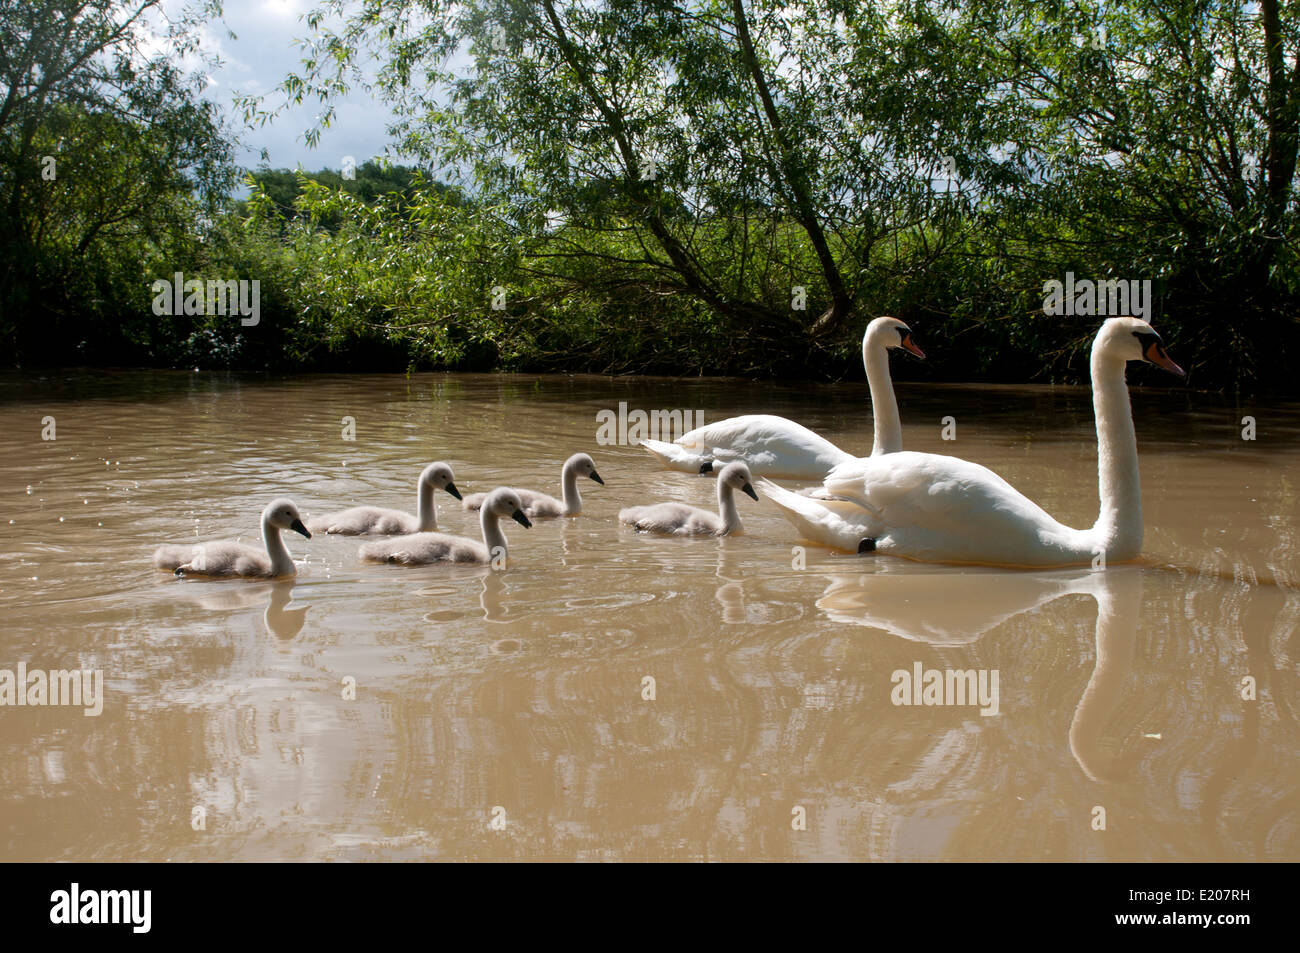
{"left": 261, "top": 515, "right": 295, "bottom": 576}
{"left": 716, "top": 480, "right": 742, "bottom": 534}
{"left": 416, "top": 478, "right": 438, "bottom": 531}
{"left": 560, "top": 460, "right": 582, "bottom": 515}
{"left": 480, "top": 506, "right": 508, "bottom": 562}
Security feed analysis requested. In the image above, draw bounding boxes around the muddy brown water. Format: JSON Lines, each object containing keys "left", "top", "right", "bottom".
{"left": 0, "top": 370, "right": 1297, "bottom": 861}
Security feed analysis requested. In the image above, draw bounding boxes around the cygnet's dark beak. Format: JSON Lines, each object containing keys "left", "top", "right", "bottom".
{"left": 589, "top": 471, "right": 604, "bottom": 485}
{"left": 445, "top": 482, "right": 462, "bottom": 500}
{"left": 741, "top": 483, "right": 759, "bottom": 501}
{"left": 291, "top": 519, "right": 311, "bottom": 539}
{"left": 699, "top": 461, "right": 714, "bottom": 474}
{"left": 512, "top": 510, "right": 532, "bottom": 528}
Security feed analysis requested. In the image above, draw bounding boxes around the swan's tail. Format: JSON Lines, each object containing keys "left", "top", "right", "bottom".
{"left": 797, "top": 485, "right": 847, "bottom": 500}
{"left": 153, "top": 544, "right": 194, "bottom": 571}
{"left": 639, "top": 438, "right": 710, "bottom": 473}
{"left": 358, "top": 541, "right": 395, "bottom": 563}
{"left": 759, "top": 479, "right": 878, "bottom": 553}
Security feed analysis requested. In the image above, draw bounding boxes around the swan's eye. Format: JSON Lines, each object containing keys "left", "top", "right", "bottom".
{"left": 1132, "top": 330, "right": 1163, "bottom": 357}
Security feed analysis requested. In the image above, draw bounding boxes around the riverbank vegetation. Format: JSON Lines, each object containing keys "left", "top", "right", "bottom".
{"left": 2, "top": 0, "right": 1298, "bottom": 391}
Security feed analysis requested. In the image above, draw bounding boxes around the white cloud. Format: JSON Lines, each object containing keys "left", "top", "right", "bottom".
{"left": 196, "top": 0, "right": 403, "bottom": 170}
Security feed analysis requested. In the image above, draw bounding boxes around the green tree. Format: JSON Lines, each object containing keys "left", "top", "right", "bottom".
{"left": 244, "top": 0, "right": 990, "bottom": 360}
{"left": 237, "top": 161, "right": 461, "bottom": 226}
{"left": 0, "top": 0, "right": 234, "bottom": 360}
{"left": 935, "top": 0, "right": 1300, "bottom": 386}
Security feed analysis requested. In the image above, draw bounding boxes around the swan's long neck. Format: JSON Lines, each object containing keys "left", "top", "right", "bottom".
{"left": 865, "top": 342, "right": 902, "bottom": 456}
{"left": 1090, "top": 350, "right": 1143, "bottom": 559}
{"left": 480, "top": 507, "right": 508, "bottom": 561}
{"left": 717, "top": 480, "right": 742, "bottom": 534}
{"left": 262, "top": 516, "right": 295, "bottom": 576}
{"left": 560, "top": 462, "right": 582, "bottom": 515}
{"left": 416, "top": 479, "right": 437, "bottom": 531}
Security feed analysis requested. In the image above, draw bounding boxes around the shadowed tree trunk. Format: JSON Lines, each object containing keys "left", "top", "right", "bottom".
{"left": 729, "top": 0, "right": 855, "bottom": 337}
{"left": 539, "top": 0, "right": 796, "bottom": 338}
{"left": 1261, "top": 0, "right": 1300, "bottom": 236}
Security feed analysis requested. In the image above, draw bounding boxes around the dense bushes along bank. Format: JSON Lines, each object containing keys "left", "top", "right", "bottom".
{"left": 7, "top": 163, "right": 1295, "bottom": 392}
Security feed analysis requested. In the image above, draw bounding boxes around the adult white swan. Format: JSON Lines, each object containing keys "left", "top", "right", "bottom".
{"left": 760, "top": 318, "right": 1183, "bottom": 567}
{"left": 639, "top": 316, "right": 924, "bottom": 479}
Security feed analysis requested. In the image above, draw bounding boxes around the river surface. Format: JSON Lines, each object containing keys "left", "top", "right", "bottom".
{"left": 0, "top": 369, "right": 1297, "bottom": 861}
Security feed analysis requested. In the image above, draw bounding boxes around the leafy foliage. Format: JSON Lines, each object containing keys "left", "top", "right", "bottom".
{"left": 0, "top": 0, "right": 234, "bottom": 362}
{"left": 4, "top": 0, "right": 1299, "bottom": 390}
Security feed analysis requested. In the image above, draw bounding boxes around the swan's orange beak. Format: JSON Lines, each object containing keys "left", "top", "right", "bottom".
{"left": 901, "top": 333, "right": 925, "bottom": 359}
{"left": 1144, "top": 339, "right": 1185, "bottom": 376}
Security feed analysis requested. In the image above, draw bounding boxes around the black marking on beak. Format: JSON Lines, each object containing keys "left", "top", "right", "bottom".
{"left": 1134, "top": 330, "right": 1185, "bottom": 376}
{"left": 741, "top": 482, "right": 758, "bottom": 501}
{"left": 445, "top": 482, "right": 462, "bottom": 500}
{"left": 291, "top": 519, "right": 311, "bottom": 539}
{"left": 699, "top": 461, "right": 714, "bottom": 474}
{"left": 900, "top": 328, "right": 926, "bottom": 359}
{"left": 589, "top": 471, "right": 604, "bottom": 485}
{"left": 858, "top": 538, "right": 877, "bottom": 554}
{"left": 512, "top": 510, "right": 532, "bottom": 528}
{"left": 1148, "top": 341, "right": 1185, "bottom": 376}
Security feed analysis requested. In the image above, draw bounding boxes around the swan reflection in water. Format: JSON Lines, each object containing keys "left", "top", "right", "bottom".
{"left": 479, "top": 568, "right": 509, "bottom": 623}
{"left": 1068, "top": 568, "right": 1142, "bottom": 782}
{"left": 817, "top": 564, "right": 1142, "bottom": 780}
{"left": 817, "top": 563, "right": 1097, "bottom": 647}
{"left": 184, "top": 579, "right": 310, "bottom": 641}
{"left": 714, "top": 538, "right": 748, "bottom": 625}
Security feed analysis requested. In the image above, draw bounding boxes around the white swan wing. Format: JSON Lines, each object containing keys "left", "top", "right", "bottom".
{"left": 823, "top": 452, "right": 1091, "bottom": 565}
{"left": 759, "top": 479, "right": 879, "bottom": 550}
{"left": 649, "top": 414, "right": 852, "bottom": 480}
{"left": 639, "top": 438, "right": 708, "bottom": 472}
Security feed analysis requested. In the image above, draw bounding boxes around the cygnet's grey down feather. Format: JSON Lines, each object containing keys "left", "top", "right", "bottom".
{"left": 619, "top": 462, "right": 758, "bottom": 537}
{"left": 361, "top": 487, "right": 532, "bottom": 566}
{"left": 307, "top": 462, "right": 460, "bottom": 535}
{"left": 153, "top": 498, "right": 311, "bottom": 578}
{"left": 463, "top": 453, "right": 602, "bottom": 518}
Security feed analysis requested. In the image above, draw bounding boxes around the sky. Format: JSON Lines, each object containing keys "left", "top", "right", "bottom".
{"left": 188, "top": 0, "right": 407, "bottom": 173}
